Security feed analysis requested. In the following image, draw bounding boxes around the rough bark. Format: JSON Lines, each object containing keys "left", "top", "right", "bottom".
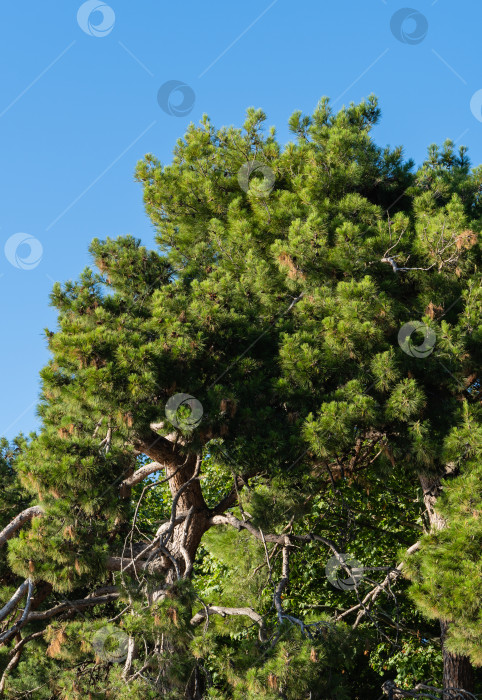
{"left": 440, "top": 621, "right": 475, "bottom": 692}
{"left": 419, "top": 474, "right": 447, "bottom": 532}
{"left": 138, "top": 432, "right": 211, "bottom": 587}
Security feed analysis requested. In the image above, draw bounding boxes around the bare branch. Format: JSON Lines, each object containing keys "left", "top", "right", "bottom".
{"left": 120, "top": 462, "right": 163, "bottom": 489}
{"left": 0, "top": 579, "right": 34, "bottom": 645}
{"left": 209, "top": 513, "right": 340, "bottom": 555}
{"left": 0, "top": 630, "right": 44, "bottom": 693}
{"left": 381, "top": 256, "right": 435, "bottom": 273}
{"left": 108, "top": 515, "right": 189, "bottom": 575}
{"left": 121, "top": 635, "right": 136, "bottom": 680}
{"left": 337, "top": 541, "right": 421, "bottom": 626}
{"left": 0, "top": 506, "right": 44, "bottom": 548}
{"left": 0, "top": 580, "right": 30, "bottom": 623}
{"left": 26, "top": 592, "right": 120, "bottom": 623}
{"left": 274, "top": 542, "right": 290, "bottom": 621}
{"left": 150, "top": 422, "right": 185, "bottom": 445}
{"left": 106, "top": 556, "right": 152, "bottom": 573}
{"left": 190, "top": 605, "right": 267, "bottom": 642}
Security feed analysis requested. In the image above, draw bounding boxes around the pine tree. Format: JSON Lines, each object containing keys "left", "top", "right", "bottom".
{"left": 406, "top": 401, "right": 482, "bottom": 686}
{"left": 0, "top": 97, "right": 480, "bottom": 697}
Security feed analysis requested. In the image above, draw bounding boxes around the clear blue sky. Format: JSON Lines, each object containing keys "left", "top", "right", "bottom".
{"left": 1, "top": 0, "right": 481, "bottom": 439}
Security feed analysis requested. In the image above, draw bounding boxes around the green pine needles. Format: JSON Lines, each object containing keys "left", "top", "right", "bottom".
{"left": 0, "top": 96, "right": 481, "bottom": 698}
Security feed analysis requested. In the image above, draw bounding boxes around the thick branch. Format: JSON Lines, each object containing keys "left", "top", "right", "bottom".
{"left": 150, "top": 422, "right": 185, "bottom": 445}
{"left": 179, "top": 507, "right": 195, "bottom": 578}
{"left": 26, "top": 592, "right": 120, "bottom": 622}
{"left": 210, "top": 474, "right": 248, "bottom": 516}
{"left": 0, "top": 580, "right": 29, "bottom": 623}
{"left": 0, "top": 506, "right": 44, "bottom": 548}
{"left": 0, "top": 579, "right": 34, "bottom": 645}
{"left": 107, "top": 514, "right": 189, "bottom": 574}
{"left": 419, "top": 473, "right": 448, "bottom": 532}
{"left": 120, "top": 462, "right": 162, "bottom": 489}
{"left": 137, "top": 431, "right": 207, "bottom": 513}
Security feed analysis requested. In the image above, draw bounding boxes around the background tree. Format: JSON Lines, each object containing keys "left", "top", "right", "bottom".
{"left": 0, "top": 96, "right": 480, "bottom": 698}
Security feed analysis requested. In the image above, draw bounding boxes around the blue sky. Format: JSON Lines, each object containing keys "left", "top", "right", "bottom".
{"left": 1, "top": 0, "right": 481, "bottom": 439}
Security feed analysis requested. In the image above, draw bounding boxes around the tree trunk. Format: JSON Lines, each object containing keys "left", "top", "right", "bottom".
{"left": 440, "top": 621, "right": 474, "bottom": 692}
{"left": 142, "top": 441, "right": 210, "bottom": 583}
{"left": 136, "top": 434, "right": 211, "bottom": 697}
{"left": 419, "top": 474, "right": 475, "bottom": 693}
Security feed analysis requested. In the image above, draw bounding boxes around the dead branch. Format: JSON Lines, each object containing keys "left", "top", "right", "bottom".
{"left": 120, "top": 462, "right": 163, "bottom": 490}
{"left": 209, "top": 513, "right": 341, "bottom": 555}
{"left": 0, "top": 579, "right": 34, "bottom": 645}
{"left": 190, "top": 605, "right": 267, "bottom": 642}
{"left": 26, "top": 591, "right": 120, "bottom": 622}
{"left": 0, "top": 630, "right": 45, "bottom": 693}
{"left": 0, "top": 506, "right": 44, "bottom": 548}
{"left": 337, "top": 541, "right": 421, "bottom": 627}
{"left": 0, "top": 580, "right": 30, "bottom": 624}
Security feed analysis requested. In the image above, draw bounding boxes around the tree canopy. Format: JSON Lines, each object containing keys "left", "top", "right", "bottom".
{"left": 0, "top": 96, "right": 481, "bottom": 699}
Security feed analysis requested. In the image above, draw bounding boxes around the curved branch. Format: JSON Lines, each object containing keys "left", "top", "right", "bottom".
{"left": 0, "top": 579, "right": 30, "bottom": 623}
{"left": 0, "top": 506, "right": 44, "bottom": 548}
{"left": 0, "top": 579, "right": 34, "bottom": 645}
{"left": 150, "top": 422, "right": 185, "bottom": 445}
{"left": 0, "top": 630, "right": 44, "bottom": 693}
{"left": 120, "top": 461, "right": 162, "bottom": 489}
{"left": 210, "top": 474, "right": 248, "bottom": 516}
